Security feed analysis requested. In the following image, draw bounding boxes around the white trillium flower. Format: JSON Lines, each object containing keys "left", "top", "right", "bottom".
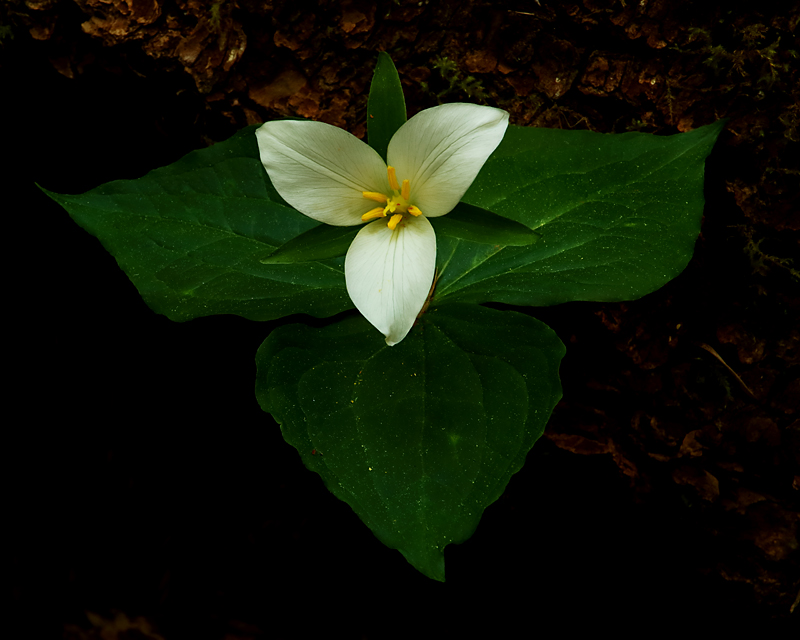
{"left": 256, "top": 103, "right": 509, "bottom": 346}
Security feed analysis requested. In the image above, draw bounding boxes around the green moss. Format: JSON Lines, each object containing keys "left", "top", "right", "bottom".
{"left": 209, "top": 0, "right": 226, "bottom": 32}
{"left": 0, "top": 24, "right": 14, "bottom": 43}
{"left": 738, "top": 225, "right": 800, "bottom": 281}
{"left": 420, "top": 56, "right": 486, "bottom": 103}
{"left": 677, "top": 18, "right": 796, "bottom": 90}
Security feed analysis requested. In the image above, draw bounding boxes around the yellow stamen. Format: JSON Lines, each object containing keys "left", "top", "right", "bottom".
{"left": 360, "top": 170, "right": 422, "bottom": 230}
{"left": 362, "top": 191, "right": 388, "bottom": 203}
{"left": 387, "top": 166, "right": 400, "bottom": 191}
{"left": 387, "top": 213, "right": 403, "bottom": 230}
{"left": 361, "top": 207, "right": 386, "bottom": 222}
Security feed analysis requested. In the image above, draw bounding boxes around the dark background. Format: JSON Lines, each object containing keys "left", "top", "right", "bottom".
{"left": 6, "top": 0, "right": 798, "bottom": 637}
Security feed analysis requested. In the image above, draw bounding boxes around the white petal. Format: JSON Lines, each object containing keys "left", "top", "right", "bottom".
{"left": 344, "top": 215, "right": 436, "bottom": 346}
{"left": 256, "top": 120, "right": 390, "bottom": 226}
{"left": 387, "top": 103, "right": 509, "bottom": 217}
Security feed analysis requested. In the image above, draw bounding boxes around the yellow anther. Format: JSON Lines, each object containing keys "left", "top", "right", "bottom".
{"left": 401, "top": 179, "right": 410, "bottom": 201}
{"left": 362, "top": 191, "right": 388, "bottom": 203}
{"left": 361, "top": 172, "right": 421, "bottom": 229}
{"left": 387, "top": 166, "right": 400, "bottom": 191}
{"left": 387, "top": 213, "right": 403, "bottom": 230}
{"left": 361, "top": 207, "right": 386, "bottom": 222}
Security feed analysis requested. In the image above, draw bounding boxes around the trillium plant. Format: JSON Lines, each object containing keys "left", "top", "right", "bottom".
{"left": 45, "top": 53, "right": 724, "bottom": 581}
{"left": 257, "top": 102, "right": 508, "bottom": 346}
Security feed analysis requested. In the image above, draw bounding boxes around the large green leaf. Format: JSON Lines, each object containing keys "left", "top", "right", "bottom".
{"left": 260, "top": 224, "right": 359, "bottom": 264}
{"left": 255, "top": 304, "right": 565, "bottom": 581}
{"left": 261, "top": 200, "right": 540, "bottom": 266}
{"left": 434, "top": 121, "right": 726, "bottom": 306}
{"left": 430, "top": 201, "right": 540, "bottom": 246}
{"left": 46, "top": 104, "right": 724, "bottom": 322}
{"left": 43, "top": 126, "right": 351, "bottom": 322}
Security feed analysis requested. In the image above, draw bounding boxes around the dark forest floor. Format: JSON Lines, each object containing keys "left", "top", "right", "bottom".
{"left": 5, "top": 0, "right": 798, "bottom": 637}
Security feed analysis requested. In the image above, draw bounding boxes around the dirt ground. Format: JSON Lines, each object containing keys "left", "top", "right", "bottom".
{"left": 6, "top": 0, "right": 798, "bottom": 636}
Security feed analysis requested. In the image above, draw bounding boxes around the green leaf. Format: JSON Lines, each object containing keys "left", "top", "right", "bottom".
{"left": 261, "top": 223, "right": 359, "bottom": 264}
{"left": 259, "top": 200, "right": 540, "bottom": 267}
{"left": 43, "top": 125, "right": 351, "bottom": 322}
{"left": 255, "top": 304, "right": 565, "bottom": 581}
{"left": 434, "top": 120, "right": 727, "bottom": 306}
{"left": 430, "top": 201, "right": 540, "bottom": 246}
{"left": 261, "top": 200, "right": 540, "bottom": 266}
{"left": 367, "top": 52, "right": 407, "bottom": 162}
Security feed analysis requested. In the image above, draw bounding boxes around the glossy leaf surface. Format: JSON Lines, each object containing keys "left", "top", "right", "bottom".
{"left": 261, "top": 224, "right": 359, "bottom": 264}
{"left": 255, "top": 304, "right": 565, "bottom": 580}
{"left": 44, "top": 126, "right": 350, "bottom": 322}
{"left": 367, "top": 52, "right": 407, "bottom": 162}
{"left": 261, "top": 200, "right": 540, "bottom": 266}
{"left": 430, "top": 201, "right": 540, "bottom": 246}
{"left": 48, "top": 120, "right": 724, "bottom": 321}
{"left": 435, "top": 120, "right": 726, "bottom": 306}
